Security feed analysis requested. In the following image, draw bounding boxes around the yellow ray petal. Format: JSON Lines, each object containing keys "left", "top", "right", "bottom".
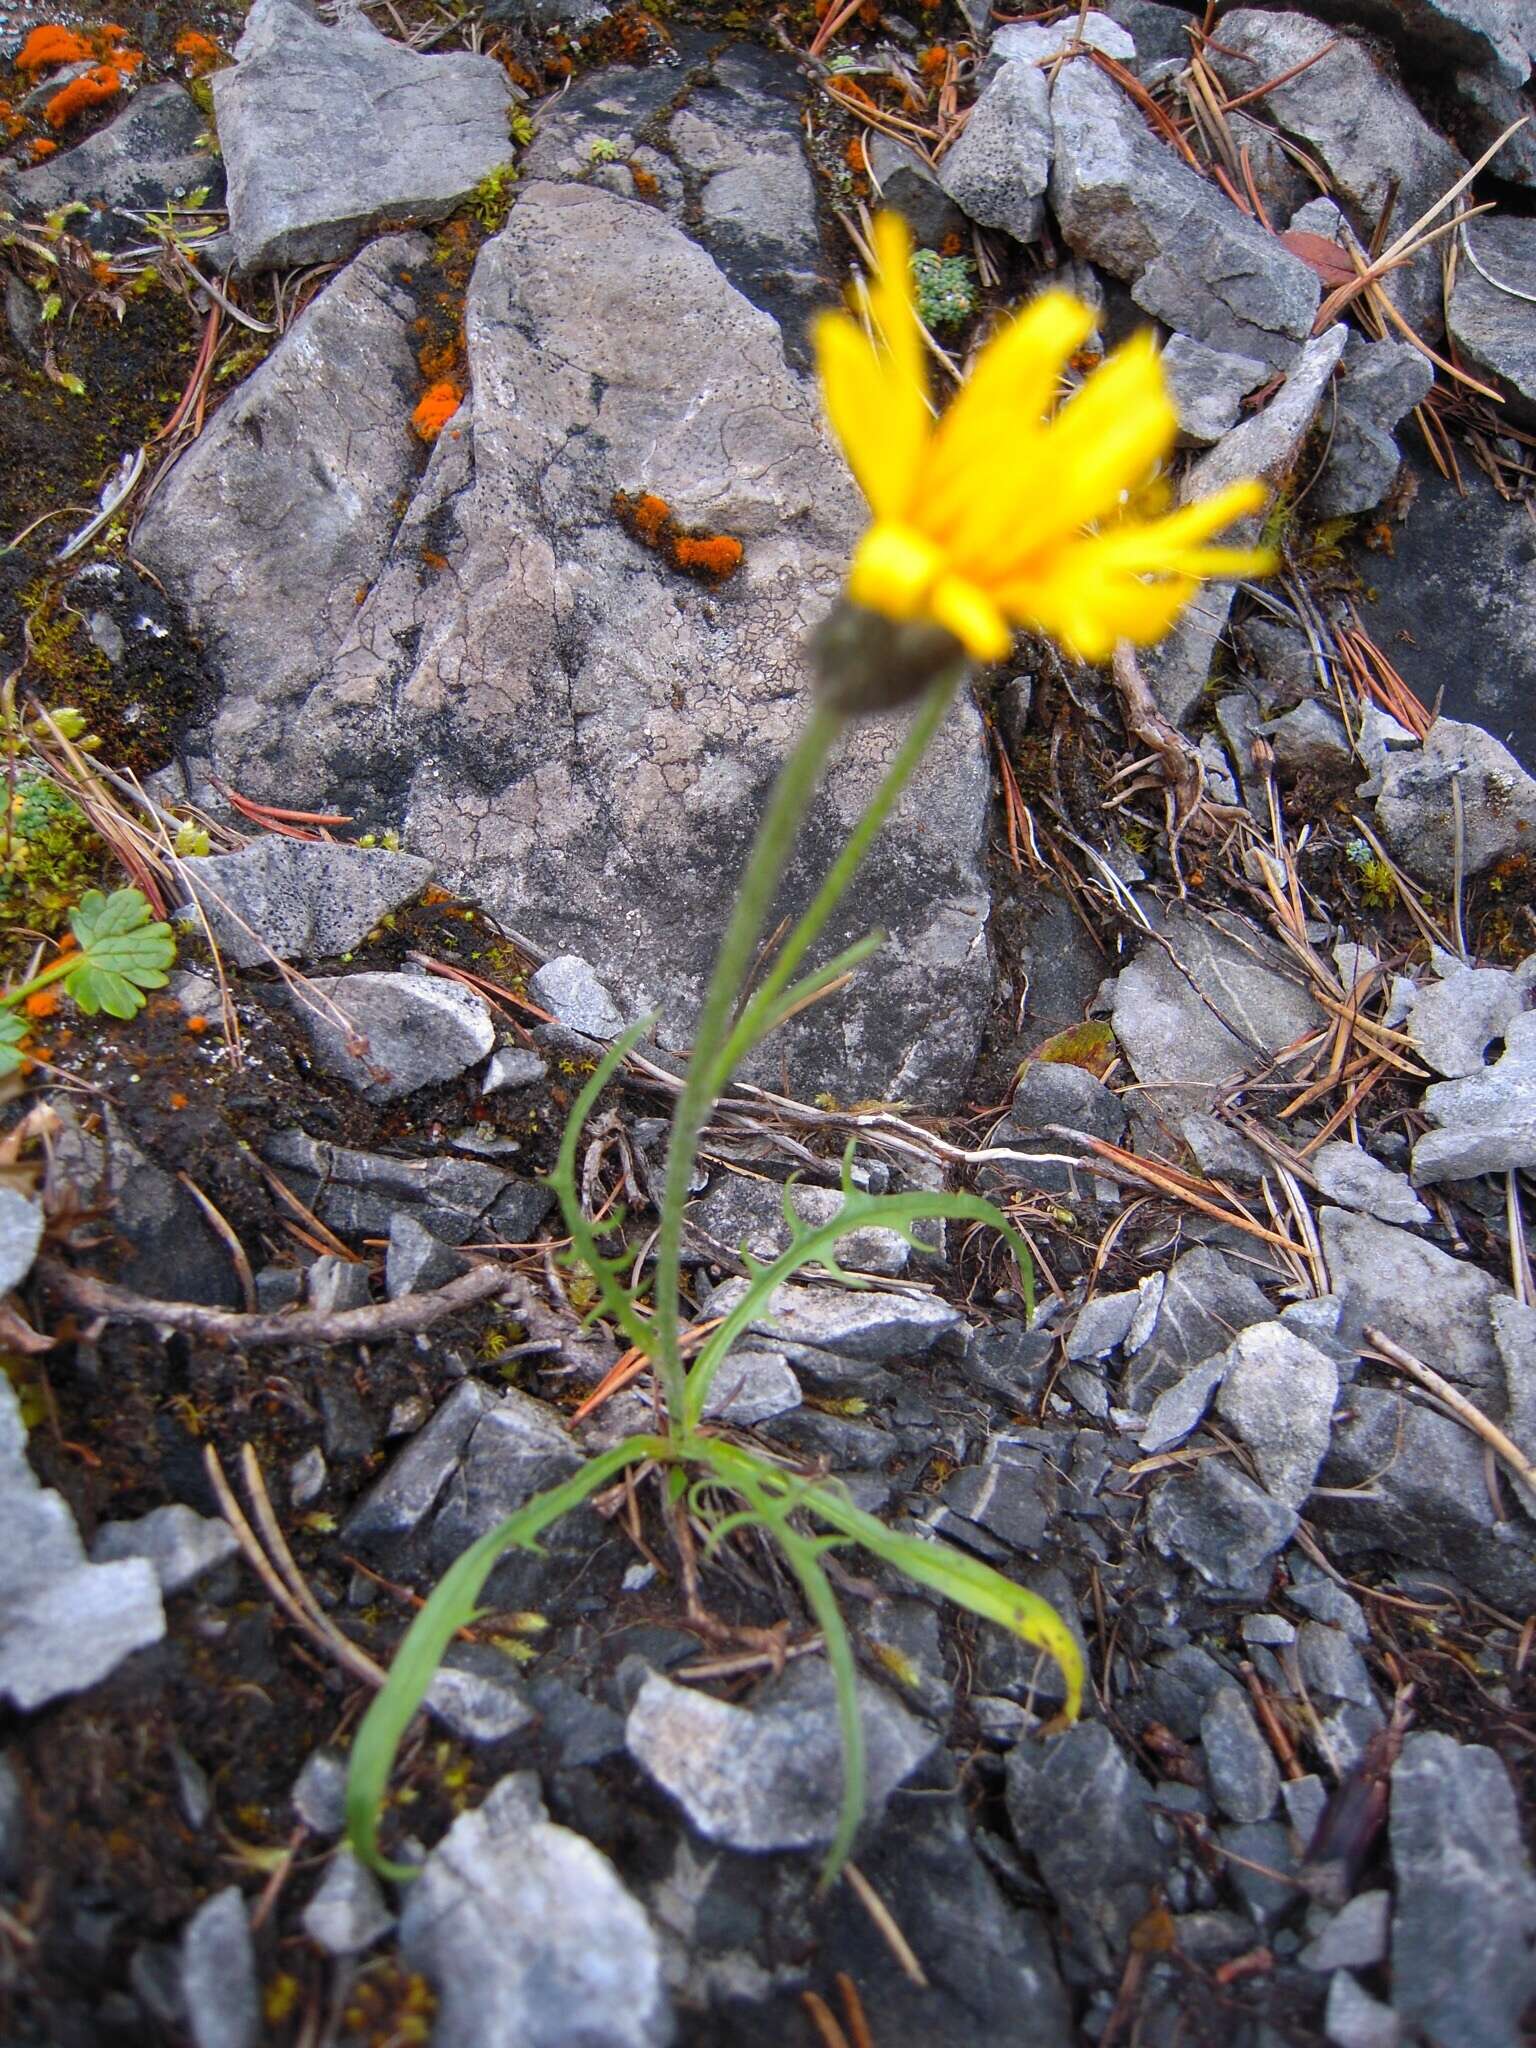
{"left": 922, "top": 292, "right": 1096, "bottom": 539}
{"left": 814, "top": 311, "right": 924, "bottom": 520}
{"left": 930, "top": 572, "right": 1013, "bottom": 662}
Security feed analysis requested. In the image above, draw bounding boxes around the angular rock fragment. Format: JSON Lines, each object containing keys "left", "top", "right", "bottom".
{"left": 1147, "top": 1458, "right": 1298, "bottom": 1588}
{"left": 402, "top": 1773, "right": 672, "bottom": 2048}
{"left": 1414, "top": 1007, "right": 1536, "bottom": 1182}
{"left": 263, "top": 1129, "right": 551, "bottom": 1247}
{"left": 91, "top": 1504, "right": 239, "bottom": 1595}
{"left": 1160, "top": 333, "right": 1268, "bottom": 447}
{"left": 1311, "top": 334, "right": 1434, "bottom": 518}
{"left": 180, "top": 840, "right": 431, "bottom": 969}
{"left": 626, "top": 1658, "right": 936, "bottom": 1852}
{"left": 1449, "top": 217, "right": 1536, "bottom": 425}
{"left": 1318, "top": 1207, "right": 1504, "bottom": 1406}
{"left": 290, "top": 970, "right": 495, "bottom": 1103}
{"left": 1205, "top": 12, "right": 1467, "bottom": 339}
{"left": 1406, "top": 957, "right": 1536, "bottom": 1077}
{"left": 1214, "top": 1322, "right": 1338, "bottom": 1509}
{"left": 937, "top": 58, "right": 1051, "bottom": 243}
{"left": 1390, "top": 1733, "right": 1536, "bottom": 2048}
{"left": 1200, "top": 1684, "right": 1280, "bottom": 1824}
{"left": 215, "top": 0, "right": 513, "bottom": 272}
{"left": 4, "top": 83, "right": 218, "bottom": 249}
{"left": 1311, "top": 1141, "right": 1428, "bottom": 1227}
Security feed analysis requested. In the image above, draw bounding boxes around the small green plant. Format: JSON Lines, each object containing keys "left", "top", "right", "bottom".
{"left": 910, "top": 248, "right": 978, "bottom": 332}
{"left": 586, "top": 137, "right": 621, "bottom": 166}
{"left": 347, "top": 677, "right": 1082, "bottom": 1889}
{"left": 1346, "top": 836, "right": 1397, "bottom": 907}
{"left": 0, "top": 886, "right": 176, "bottom": 1073}
{"left": 0, "top": 777, "right": 100, "bottom": 931}
{"left": 468, "top": 163, "right": 518, "bottom": 232}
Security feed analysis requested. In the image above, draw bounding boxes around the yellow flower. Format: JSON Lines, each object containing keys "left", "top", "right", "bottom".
{"left": 814, "top": 214, "right": 1274, "bottom": 670}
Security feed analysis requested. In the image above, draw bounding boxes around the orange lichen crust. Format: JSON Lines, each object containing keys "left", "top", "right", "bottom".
{"left": 411, "top": 380, "right": 463, "bottom": 442}
{"left": 612, "top": 489, "right": 744, "bottom": 586}
{"left": 14, "top": 24, "right": 94, "bottom": 71}
{"left": 29, "top": 137, "right": 57, "bottom": 159}
{"left": 44, "top": 63, "right": 122, "bottom": 129}
{"left": 172, "top": 30, "right": 224, "bottom": 75}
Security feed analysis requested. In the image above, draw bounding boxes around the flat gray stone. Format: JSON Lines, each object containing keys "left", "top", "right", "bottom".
{"left": 302, "top": 1846, "right": 393, "bottom": 1956}
{"left": 1311, "top": 1141, "right": 1428, "bottom": 1226}
{"left": 1391, "top": 1733, "right": 1536, "bottom": 2048}
{"left": 1301, "top": 1888, "right": 1390, "bottom": 1972}
{"left": 626, "top": 1657, "right": 936, "bottom": 1852}
{"left": 1139, "top": 1357, "right": 1227, "bottom": 1454}
{"left": 1206, "top": 11, "right": 1467, "bottom": 339}
{"left": 425, "top": 1646, "right": 537, "bottom": 1745}
{"left": 1264, "top": 698, "right": 1352, "bottom": 774}
{"left": 180, "top": 840, "right": 432, "bottom": 969}
{"left": 1051, "top": 53, "right": 1320, "bottom": 370}
{"left": 384, "top": 1213, "right": 460, "bottom": 1300}
{"left": 937, "top": 58, "right": 1051, "bottom": 243}
{"left": 1112, "top": 900, "right": 1326, "bottom": 1110}
{"left": 426, "top": 1390, "right": 595, "bottom": 1593}
{"left": 91, "top": 1503, "right": 238, "bottom": 1595}
{"left": 1319, "top": 1387, "right": 1536, "bottom": 1608}
{"left": 1006, "top": 1722, "right": 1166, "bottom": 1975}
{"left": 1376, "top": 719, "right": 1536, "bottom": 888}
{"left": 702, "top": 1275, "right": 963, "bottom": 1375}
{"left": 292, "top": 1748, "right": 348, "bottom": 1835}
{"left": 482, "top": 1046, "right": 548, "bottom": 1094}
{"left": 306, "top": 1255, "right": 371, "bottom": 1313}
{"left": 1122, "top": 1245, "right": 1275, "bottom": 1410}
{"left": 1201, "top": 1684, "right": 1280, "bottom": 1823}
{"left": 345, "top": 1380, "right": 497, "bottom": 1544}
{"left": 1215, "top": 1321, "right": 1338, "bottom": 1509}
{"left": 1296, "top": 1619, "right": 1375, "bottom": 1707}
{"left": 1414, "top": 1006, "right": 1536, "bottom": 1183}
{"left": 1140, "top": 326, "right": 1347, "bottom": 725}
{"left": 263, "top": 1128, "right": 550, "bottom": 1247}
{"left": 1161, "top": 333, "right": 1268, "bottom": 446}
{"left": 1296, "top": 0, "right": 1534, "bottom": 87}
{"left": 690, "top": 1174, "right": 910, "bottom": 1278}
{"left": 1148, "top": 1458, "right": 1298, "bottom": 1588}
{"left": 180, "top": 1888, "right": 259, "bottom": 2048}
{"left": 4, "top": 83, "right": 216, "bottom": 251}
{"left": 1491, "top": 1294, "right": 1536, "bottom": 1514}
{"left": 401, "top": 1773, "right": 672, "bottom": 2048}
{"left": 1325, "top": 1970, "right": 1401, "bottom": 2048}
{"left": 867, "top": 131, "right": 964, "bottom": 247}
{"left": 0, "top": 1187, "right": 42, "bottom": 1296}
{"left": 215, "top": 0, "right": 513, "bottom": 272}
{"left": 135, "top": 235, "right": 429, "bottom": 730}
{"left": 1318, "top": 1207, "right": 1504, "bottom": 1407}
{"left": 1066, "top": 1288, "right": 1140, "bottom": 1362}
{"left": 1312, "top": 333, "right": 1434, "bottom": 519}
{"left": 293, "top": 971, "right": 495, "bottom": 1104}
{"left": 1406, "top": 958, "right": 1536, "bottom": 1077}
{"left": 1449, "top": 220, "right": 1536, "bottom": 425}
{"left": 528, "top": 954, "right": 624, "bottom": 1040}
{"left": 698, "top": 1348, "right": 801, "bottom": 1426}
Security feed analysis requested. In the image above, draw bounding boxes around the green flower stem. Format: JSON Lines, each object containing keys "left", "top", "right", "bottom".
{"left": 713, "top": 665, "right": 966, "bottom": 1085}
{"left": 653, "top": 704, "right": 846, "bottom": 1417}
{"left": 0, "top": 949, "right": 76, "bottom": 1008}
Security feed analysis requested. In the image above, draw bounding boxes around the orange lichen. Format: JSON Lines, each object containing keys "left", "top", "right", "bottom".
{"left": 671, "top": 533, "right": 744, "bottom": 583}
{"left": 28, "top": 136, "right": 57, "bottom": 158}
{"left": 613, "top": 490, "right": 744, "bottom": 585}
{"left": 172, "top": 30, "right": 224, "bottom": 74}
{"left": 411, "top": 380, "right": 463, "bottom": 441}
{"left": 22, "top": 989, "right": 60, "bottom": 1020}
{"left": 44, "top": 63, "right": 122, "bottom": 129}
{"left": 168, "top": 1091, "right": 189, "bottom": 1111}
{"left": 420, "top": 548, "right": 449, "bottom": 574}
{"left": 844, "top": 136, "right": 867, "bottom": 174}
{"left": 417, "top": 337, "right": 460, "bottom": 382}
{"left": 630, "top": 163, "right": 659, "bottom": 198}
{"left": 15, "top": 24, "right": 94, "bottom": 71}
{"left": 185, "top": 1014, "right": 208, "bottom": 1034}
{"left": 918, "top": 43, "right": 949, "bottom": 77}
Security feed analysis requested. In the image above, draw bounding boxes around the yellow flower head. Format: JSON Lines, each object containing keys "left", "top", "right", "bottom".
{"left": 813, "top": 214, "right": 1274, "bottom": 692}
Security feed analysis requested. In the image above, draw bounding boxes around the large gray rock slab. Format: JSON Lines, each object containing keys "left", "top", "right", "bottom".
{"left": 1282, "top": 0, "right": 1535, "bottom": 88}
{"left": 134, "top": 234, "right": 428, "bottom": 736}
{"left": 180, "top": 840, "right": 432, "bottom": 968}
{"left": 142, "top": 184, "right": 992, "bottom": 1107}
{"left": 626, "top": 1657, "right": 936, "bottom": 1853}
{"left": 1111, "top": 899, "right": 1325, "bottom": 1112}
{"left": 1376, "top": 719, "right": 1536, "bottom": 887}
{"left": 1449, "top": 216, "right": 1536, "bottom": 426}
{"left": 1318, "top": 1207, "right": 1504, "bottom": 1406}
{"left": 214, "top": 0, "right": 513, "bottom": 272}
{"left": 1352, "top": 455, "right": 1536, "bottom": 772}
{"left": 1205, "top": 11, "right": 1468, "bottom": 338}
{"left": 1050, "top": 53, "right": 1320, "bottom": 370}
{"left": 1390, "top": 1733, "right": 1536, "bottom": 2048}
{"left": 3, "top": 82, "right": 216, "bottom": 250}
{"left": 401, "top": 1772, "right": 673, "bottom": 2048}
